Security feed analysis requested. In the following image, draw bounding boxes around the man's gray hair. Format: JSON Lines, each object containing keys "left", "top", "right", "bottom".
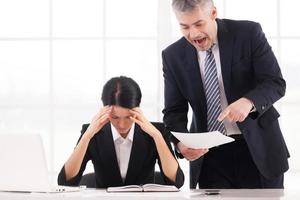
{"left": 172, "top": 0, "right": 214, "bottom": 13}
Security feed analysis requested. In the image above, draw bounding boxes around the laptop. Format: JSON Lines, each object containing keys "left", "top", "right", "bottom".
{"left": 0, "top": 134, "right": 80, "bottom": 193}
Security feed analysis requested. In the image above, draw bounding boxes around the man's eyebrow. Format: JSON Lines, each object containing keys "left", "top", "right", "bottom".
{"left": 180, "top": 20, "right": 203, "bottom": 27}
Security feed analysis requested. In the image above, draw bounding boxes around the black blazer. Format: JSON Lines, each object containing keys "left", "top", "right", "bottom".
{"left": 162, "top": 18, "right": 289, "bottom": 188}
{"left": 57, "top": 122, "right": 184, "bottom": 188}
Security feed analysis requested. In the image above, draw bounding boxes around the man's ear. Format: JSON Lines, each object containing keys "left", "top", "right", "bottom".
{"left": 211, "top": 6, "right": 217, "bottom": 20}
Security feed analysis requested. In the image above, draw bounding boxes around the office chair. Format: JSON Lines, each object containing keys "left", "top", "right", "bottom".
{"left": 79, "top": 173, "right": 96, "bottom": 188}
{"left": 154, "top": 171, "right": 165, "bottom": 184}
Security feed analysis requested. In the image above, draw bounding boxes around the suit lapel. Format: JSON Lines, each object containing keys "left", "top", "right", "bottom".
{"left": 124, "top": 124, "right": 148, "bottom": 184}
{"left": 96, "top": 123, "right": 123, "bottom": 185}
{"left": 217, "top": 18, "right": 234, "bottom": 102}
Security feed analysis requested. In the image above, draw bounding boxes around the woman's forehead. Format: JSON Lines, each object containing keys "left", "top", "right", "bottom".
{"left": 111, "top": 105, "right": 131, "bottom": 117}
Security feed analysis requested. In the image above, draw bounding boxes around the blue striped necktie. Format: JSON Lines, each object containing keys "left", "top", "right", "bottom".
{"left": 204, "top": 46, "right": 226, "bottom": 135}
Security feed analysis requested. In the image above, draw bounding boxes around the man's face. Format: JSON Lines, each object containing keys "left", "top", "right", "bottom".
{"left": 174, "top": 6, "right": 218, "bottom": 51}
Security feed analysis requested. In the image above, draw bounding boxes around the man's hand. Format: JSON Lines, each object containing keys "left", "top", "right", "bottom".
{"left": 177, "top": 142, "right": 208, "bottom": 161}
{"left": 218, "top": 97, "right": 253, "bottom": 122}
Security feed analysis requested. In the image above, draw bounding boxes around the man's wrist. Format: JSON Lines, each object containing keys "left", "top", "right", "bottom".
{"left": 243, "top": 97, "right": 256, "bottom": 113}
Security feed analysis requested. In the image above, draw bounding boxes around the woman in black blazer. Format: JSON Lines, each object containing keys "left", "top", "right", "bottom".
{"left": 58, "top": 76, "right": 184, "bottom": 188}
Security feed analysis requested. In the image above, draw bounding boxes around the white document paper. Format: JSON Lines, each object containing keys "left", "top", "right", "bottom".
{"left": 171, "top": 131, "right": 235, "bottom": 149}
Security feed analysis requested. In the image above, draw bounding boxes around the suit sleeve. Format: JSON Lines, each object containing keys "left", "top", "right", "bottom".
{"left": 57, "top": 124, "right": 91, "bottom": 186}
{"left": 162, "top": 50, "right": 189, "bottom": 146}
{"left": 154, "top": 123, "right": 185, "bottom": 188}
{"left": 243, "top": 23, "right": 286, "bottom": 118}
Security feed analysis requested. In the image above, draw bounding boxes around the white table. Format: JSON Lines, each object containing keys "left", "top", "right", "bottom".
{"left": 0, "top": 189, "right": 299, "bottom": 200}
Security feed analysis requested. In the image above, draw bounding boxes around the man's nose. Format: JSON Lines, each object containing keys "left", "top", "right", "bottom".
{"left": 189, "top": 26, "right": 199, "bottom": 39}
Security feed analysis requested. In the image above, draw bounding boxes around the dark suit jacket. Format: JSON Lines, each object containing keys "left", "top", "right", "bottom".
{"left": 162, "top": 18, "right": 289, "bottom": 188}
{"left": 57, "top": 122, "right": 184, "bottom": 188}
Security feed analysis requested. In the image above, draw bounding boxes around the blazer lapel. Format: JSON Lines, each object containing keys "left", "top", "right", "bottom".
{"left": 96, "top": 123, "right": 123, "bottom": 185}
{"left": 124, "top": 124, "right": 148, "bottom": 184}
{"left": 217, "top": 18, "right": 234, "bottom": 102}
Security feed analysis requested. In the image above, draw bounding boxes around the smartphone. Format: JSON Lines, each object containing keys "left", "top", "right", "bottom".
{"left": 204, "top": 189, "right": 220, "bottom": 195}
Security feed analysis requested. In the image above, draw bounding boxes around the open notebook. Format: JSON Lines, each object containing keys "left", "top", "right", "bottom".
{"left": 0, "top": 134, "right": 79, "bottom": 193}
{"left": 107, "top": 184, "right": 179, "bottom": 192}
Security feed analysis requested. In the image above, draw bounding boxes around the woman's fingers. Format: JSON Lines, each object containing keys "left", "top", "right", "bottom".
{"left": 129, "top": 108, "right": 159, "bottom": 138}
{"left": 88, "top": 106, "right": 112, "bottom": 136}
{"left": 130, "top": 116, "right": 142, "bottom": 126}
{"left": 129, "top": 109, "right": 139, "bottom": 116}
{"left": 94, "top": 106, "right": 112, "bottom": 121}
{"left": 97, "top": 113, "right": 110, "bottom": 124}
{"left": 131, "top": 107, "right": 142, "bottom": 112}
{"left": 129, "top": 108, "right": 145, "bottom": 122}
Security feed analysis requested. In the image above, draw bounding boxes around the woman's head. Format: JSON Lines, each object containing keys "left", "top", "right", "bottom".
{"left": 101, "top": 76, "right": 142, "bottom": 136}
{"left": 101, "top": 76, "right": 141, "bottom": 109}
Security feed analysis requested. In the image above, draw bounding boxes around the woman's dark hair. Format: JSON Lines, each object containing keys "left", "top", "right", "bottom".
{"left": 101, "top": 76, "right": 142, "bottom": 109}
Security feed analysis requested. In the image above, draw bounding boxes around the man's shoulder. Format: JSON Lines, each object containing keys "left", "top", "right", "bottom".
{"left": 218, "top": 18, "right": 261, "bottom": 33}
{"left": 163, "top": 37, "right": 190, "bottom": 55}
{"left": 221, "top": 18, "right": 258, "bottom": 25}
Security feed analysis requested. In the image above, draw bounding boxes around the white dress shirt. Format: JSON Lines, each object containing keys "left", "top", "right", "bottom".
{"left": 198, "top": 43, "right": 241, "bottom": 136}
{"left": 111, "top": 123, "right": 135, "bottom": 181}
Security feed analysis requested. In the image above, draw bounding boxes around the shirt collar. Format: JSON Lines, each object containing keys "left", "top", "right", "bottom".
{"left": 198, "top": 21, "right": 219, "bottom": 53}
{"left": 111, "top": 123, "right": 135, "bottom": 142}
{"left": 213, "top": 20, "right": 218, "bottom": 44}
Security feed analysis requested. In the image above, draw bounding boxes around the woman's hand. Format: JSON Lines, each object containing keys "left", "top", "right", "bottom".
{"left": 129, "top": 107, "right": 161, "bottom": 138}
{"left": 130, "top": 107, "right": 180, "bottom": 183}
{"left": 84, "top": 106, "right": 112, "bottom": 140}
{"left": 65, "top": 106, "right": 111, "bottom": 181}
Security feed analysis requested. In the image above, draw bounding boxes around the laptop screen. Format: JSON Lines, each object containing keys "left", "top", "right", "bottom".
{"left": 0, "top": 134, "right": 52, "bottom": 192}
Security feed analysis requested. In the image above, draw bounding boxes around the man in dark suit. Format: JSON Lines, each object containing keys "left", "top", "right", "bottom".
{"left": 162, "top": 0, "right": 289, "bottom": 189}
